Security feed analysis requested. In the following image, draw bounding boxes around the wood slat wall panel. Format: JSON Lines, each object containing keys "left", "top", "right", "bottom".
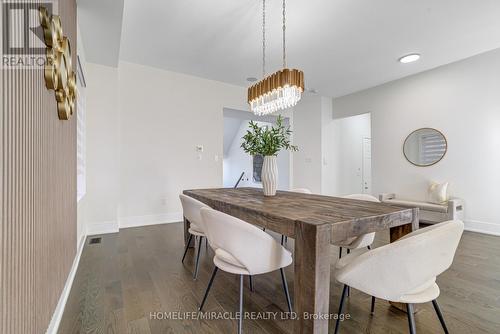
{"left": 0, "top": 1, "right": 77, "bottom": 333}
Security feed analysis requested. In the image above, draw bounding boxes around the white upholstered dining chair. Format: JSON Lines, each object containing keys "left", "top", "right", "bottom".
{"left": 333, "top": 220, "right": 464, "bottom": 334}
{"left": 179, "top": 194, "right": 210, "bottom": 280}
{"left": 199, "top": 207, "right": 293, "bottom": 334}
{"left": 335, "top": 194, "right": 380, "bottom": 258}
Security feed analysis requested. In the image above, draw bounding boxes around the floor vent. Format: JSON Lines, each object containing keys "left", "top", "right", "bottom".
{"left": 89, "top": 237, "right": 102, "bottom": 245}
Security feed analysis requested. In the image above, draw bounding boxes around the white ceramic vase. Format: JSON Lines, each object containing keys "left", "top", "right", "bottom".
{"left": 262, "top": 155, "right": 278, "bottom": 196}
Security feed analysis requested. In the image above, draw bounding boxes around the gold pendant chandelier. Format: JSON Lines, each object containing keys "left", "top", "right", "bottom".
{"left": 248, "top": 0, "right": 304, "bottom": 116}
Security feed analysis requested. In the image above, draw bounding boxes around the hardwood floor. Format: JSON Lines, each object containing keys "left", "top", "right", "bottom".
{"left": 58, "top": 223, "right": 500, "bottom": 334}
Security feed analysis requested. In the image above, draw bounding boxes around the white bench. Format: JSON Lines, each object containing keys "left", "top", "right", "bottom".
{"left": 379, "top": 193, "right": 464, "bottom": 224}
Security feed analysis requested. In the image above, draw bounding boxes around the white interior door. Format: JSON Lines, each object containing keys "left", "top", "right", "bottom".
{"left": 362, "top": 137, "right": 372, "bottom": 194}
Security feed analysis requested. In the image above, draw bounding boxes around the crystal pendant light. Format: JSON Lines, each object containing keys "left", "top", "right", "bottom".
{"left": 248, "top": 0, "right": 304, "bottom": 116}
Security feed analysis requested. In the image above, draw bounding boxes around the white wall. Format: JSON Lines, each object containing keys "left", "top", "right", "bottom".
{"left": 84, "top": 64, "right": 121, "bottom": 232}
{"left": 292, "top": 94, "right": 344, "bottom": 195}
{"left": 117, "top": 61, "right": 248, "bottom": 221}
{"left": 333, "top": 48, "right": 500, "bottom": 234}
{"left": 292, "top": 95, "right": 327, "bottom": 193}
{"left": 83, "top": 61, "right": 248, "bottom": 230}
{"left": 84, "top": 50, "right": 500, "bottom": 235}
{"left": 83, "top": 59, "right": 330, "bottom": 231}
{"left": 321, "top": 109, "right": 340, "bottom": 196}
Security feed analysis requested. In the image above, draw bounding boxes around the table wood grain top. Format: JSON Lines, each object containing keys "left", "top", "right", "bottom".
{"left": 183, "top": 188, "right": 417, "bottom": 242}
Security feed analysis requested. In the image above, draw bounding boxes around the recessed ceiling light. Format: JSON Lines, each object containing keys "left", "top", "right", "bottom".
{"left": 399, "top": 54, "right": 421, "bottom": 64}
{"left": 246, "top": 77, "right": 258, "bottom": 82}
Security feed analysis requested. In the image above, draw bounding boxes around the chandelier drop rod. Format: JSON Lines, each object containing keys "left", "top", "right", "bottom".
{"left": 282, "top": 0, "right": 286, "bottom": 68}
{"left": 262, "top": 0, "right": 266, "bottom": 77}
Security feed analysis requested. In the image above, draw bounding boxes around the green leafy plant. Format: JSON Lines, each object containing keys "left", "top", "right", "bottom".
{"left": 241, "top": 115, "right": 298, "bottom": 156}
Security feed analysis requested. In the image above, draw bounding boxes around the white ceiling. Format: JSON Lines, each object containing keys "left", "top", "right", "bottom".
{"left": 79, "top": 0, "right": 500, "bottom": 97}
{"left": 77, "top": 0, "right": 124, "bottom": 67}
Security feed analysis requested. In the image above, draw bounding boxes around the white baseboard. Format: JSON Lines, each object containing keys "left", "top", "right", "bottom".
{"left": 464, "top": 220, "right": 500, "bottom": 236}
{"left": 85, "top": 212, "right": 182, "bottom": 235}
{"left": 86, "top": 220, "right": 119, "bottom": 235}
{"left": 45, "top": 235, "right": 86, "bottom": 334}
{"left": 119, "top": 212, "right": 183, "bottom": 229}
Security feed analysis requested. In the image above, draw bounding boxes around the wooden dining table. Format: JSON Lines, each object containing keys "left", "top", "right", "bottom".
{"left": 183, "top": 187, "right": 419, "bottom": 334}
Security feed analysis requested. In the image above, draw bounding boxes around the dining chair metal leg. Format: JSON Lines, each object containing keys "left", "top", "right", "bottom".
{"left": 367, "top": 245, "right": 371, "bottom": 250}
{"left": 339, "top": 247, "right": 342, "bottom": 259}
{"left": 181, "top": 234, "right": 193, "bottom": 263}
{"left": 407, "top": 304, "right": 417, "bottom": 334}
{"left": 280, "top": 268, "right": 293, "bottom": 312}
{"left": 344, "top": 248, "right": 351, "bottom": 296}
{"left": 370, "top": 296, "right": 375, "bottom": 314}
{"left": 238, "top": 275, "right": 244, "bottom": 334}
{"left": 193, "top": 236, "right": 203, "bottom": 280}
{"left": 334, "top": 284, "right": 349, "bottom": 334}
{"left": 284, "top": 236, "right": 288, "bottom": 243}
{"left": 280, "top": 235, "right": 285, "bottom": 245}
{"left": 249, "top": 275, "right": 254, "bottom": 292}
{"left": 199, "top": 266, "right": 218, "bottom": 311}
{"left": 432, "top": 300, "right": 449, "bottom": 334}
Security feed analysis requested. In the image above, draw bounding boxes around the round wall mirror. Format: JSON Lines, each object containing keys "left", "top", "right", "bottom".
{"left": 403, "top": 128, "right": 447, "bottom": 167}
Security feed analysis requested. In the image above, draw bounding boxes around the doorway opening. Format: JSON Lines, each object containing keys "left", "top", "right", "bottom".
{"left": 223, "top": 108, "right": 290, "bottom": 189}
{"left": 332, "top": 112, "right": 372, "bottom": 195}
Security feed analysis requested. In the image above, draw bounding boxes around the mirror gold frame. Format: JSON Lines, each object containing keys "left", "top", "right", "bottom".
{"left": 403, "top": 127, "right": 448, "bottom": 167}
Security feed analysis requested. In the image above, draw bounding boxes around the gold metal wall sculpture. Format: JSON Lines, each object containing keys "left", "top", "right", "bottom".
{"left": 39, "top": 7, "right": 76, "bottom": 120}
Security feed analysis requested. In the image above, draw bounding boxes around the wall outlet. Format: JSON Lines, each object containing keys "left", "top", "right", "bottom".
{"left": 196, "top": 145, "right": 204, "bottom": 152}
